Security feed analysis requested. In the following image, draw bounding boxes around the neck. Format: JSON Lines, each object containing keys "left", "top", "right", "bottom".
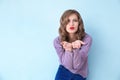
{"left": 69, "top": 34, "right": 75, "bottom": 42}
{"left": 69, "top": 33, "right": 74, "bottom": 38}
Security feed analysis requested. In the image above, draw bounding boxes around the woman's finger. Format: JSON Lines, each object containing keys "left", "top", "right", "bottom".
{"left": 72, "top": 42, "right": 74, "bottom": 48}
{"left": 80, "top": 41, "right": 85, "bottom": 44}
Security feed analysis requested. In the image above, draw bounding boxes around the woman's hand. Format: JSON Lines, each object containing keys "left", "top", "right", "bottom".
{"left": 72, "top": 40, "right": 85, "bottom": 49}
{"left": 61, "top": 40, "right": 85, "bottom": 51}
{"left": 61, "top": 41, "right": 72, "bottom": 52}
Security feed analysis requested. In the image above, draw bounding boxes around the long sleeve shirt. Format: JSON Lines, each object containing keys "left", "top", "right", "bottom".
{"left": 53, "top": 33, "right": 92, "bottom": 78}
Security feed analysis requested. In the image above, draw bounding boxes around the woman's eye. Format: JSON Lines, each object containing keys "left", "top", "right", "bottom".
{"left": 68, "top": 19, "right": 70, "bottom": 22}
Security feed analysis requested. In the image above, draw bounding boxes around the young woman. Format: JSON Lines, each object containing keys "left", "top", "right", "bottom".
{"left": 53, "top": 9, "right": 92, "bottom": 80}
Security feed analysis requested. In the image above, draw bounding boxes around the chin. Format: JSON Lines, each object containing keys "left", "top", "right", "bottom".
{"left": 68, "top": 31, "right": 76, "bottom": 34}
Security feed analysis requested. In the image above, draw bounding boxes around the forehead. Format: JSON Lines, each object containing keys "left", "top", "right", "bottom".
{"left": 68, "top": 14, "right": 78, "bottom": 19}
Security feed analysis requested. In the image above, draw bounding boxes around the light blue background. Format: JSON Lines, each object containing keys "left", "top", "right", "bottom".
{"left": 0, "top": 0, "right": 120, "bottom": 80}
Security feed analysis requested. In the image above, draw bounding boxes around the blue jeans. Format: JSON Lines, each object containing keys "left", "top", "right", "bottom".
{"left": 55, "top": 65, "right": 86, "bottom": 80}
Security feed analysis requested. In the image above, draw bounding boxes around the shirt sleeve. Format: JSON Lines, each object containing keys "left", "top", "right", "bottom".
{"left": 72, "top": 34, "right": 92, "bottom": 70}
{"left": 76, "top": 34, "right": 92, "bottom": 57}
{"left": 53, "top": 37, "right": 73, "bottom": 64}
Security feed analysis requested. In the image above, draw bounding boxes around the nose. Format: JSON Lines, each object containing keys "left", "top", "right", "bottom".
{"left": 69, "top": 21, "right": 74, "bottom": 26}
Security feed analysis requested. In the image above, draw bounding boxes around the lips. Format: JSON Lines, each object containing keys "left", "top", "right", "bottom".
{"left": 70, "top": 27, "right": 74, "bottom": 30}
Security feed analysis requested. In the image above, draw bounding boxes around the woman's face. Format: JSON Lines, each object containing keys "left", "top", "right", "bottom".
{"left": 66, "top": 14, "right": 79, "bottom": 34}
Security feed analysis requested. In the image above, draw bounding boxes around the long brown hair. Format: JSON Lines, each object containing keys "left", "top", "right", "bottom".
{"left": 59, "top": 9, "right": 85, "bottom": 42}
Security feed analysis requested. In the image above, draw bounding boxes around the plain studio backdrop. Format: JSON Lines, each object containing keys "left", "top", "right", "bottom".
{"left": 0, "top": 0, "right": 120, "bottom": 80}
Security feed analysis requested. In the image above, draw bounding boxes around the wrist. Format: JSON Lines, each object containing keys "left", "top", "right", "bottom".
{"left": 65, "top": 47, "right": 73, "bottom": 52}
{"left": 65, "top": 49, "right": 72, "bottom": 52}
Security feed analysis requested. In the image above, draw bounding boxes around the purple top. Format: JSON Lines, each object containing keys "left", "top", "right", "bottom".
{"left": 53, "top": 33, "right": 92, "bottom": 78}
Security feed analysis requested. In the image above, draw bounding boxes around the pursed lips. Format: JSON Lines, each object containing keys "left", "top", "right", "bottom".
{"left": 70, "top": 26, "right": 75, "bottom": 30}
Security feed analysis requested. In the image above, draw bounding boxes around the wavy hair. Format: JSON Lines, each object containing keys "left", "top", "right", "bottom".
{"left": 59, "top": 9, "right": 85, "bottom": 42}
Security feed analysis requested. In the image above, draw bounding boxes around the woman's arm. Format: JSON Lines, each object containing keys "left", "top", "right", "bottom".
{"left": 72, "top": 34, "right": 92, "bottom": 70}
{"left": 78, "top": 34, "right": 92, "bottom": 58}
{"left": 53, "top": 37, "right": 73, "bottom": 64}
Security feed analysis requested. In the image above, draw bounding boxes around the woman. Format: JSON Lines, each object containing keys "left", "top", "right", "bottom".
{"left": 53, "top": 9, "right": 92, "bottom": 80}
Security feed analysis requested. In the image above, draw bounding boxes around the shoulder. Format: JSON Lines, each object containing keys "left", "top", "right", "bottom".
{"left": 53, "top": 36, "right": 61, "bottom": 45}
{"left": 85, "top": 33, "right": 92, "bottom": 39}
{"left": 54, "top": 36, "right": 61, "bottom": 42}
{"left": 83, "top": 33, "right": 92, "bottom": 44}
{"left": 53, "top": 36, "right": 63, "bottom": 48}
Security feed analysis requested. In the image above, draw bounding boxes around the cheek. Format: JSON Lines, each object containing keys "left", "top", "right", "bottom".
{"left": 66, "top": 25, "right": 69, "bottom": 31}
{"left": 75, "top": 26, "right": 78, "bottom": 31}
{"left": 75, "top": 23, "right": 79, "bottom": 27}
